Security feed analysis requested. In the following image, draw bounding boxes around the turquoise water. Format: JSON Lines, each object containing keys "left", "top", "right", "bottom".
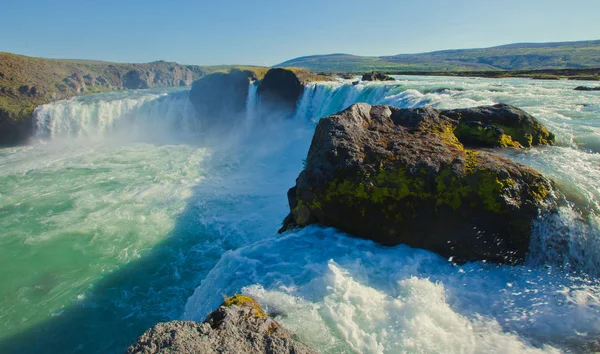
{"left": 0, "top": 78, "right": 599, "bottom": 353}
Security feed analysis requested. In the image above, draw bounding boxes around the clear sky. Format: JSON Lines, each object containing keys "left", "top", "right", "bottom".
{"left": 1, "top": 0, "right": 599, "bottom": 66}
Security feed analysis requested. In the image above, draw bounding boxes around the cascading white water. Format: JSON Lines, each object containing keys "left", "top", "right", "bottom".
{"left": 294, "top": 80, "right": 434, "bottom": 122}
{"left": 293, "top": 77, "right": 600, "bottom": 277}
{"left": 245, "top": 81, "right": 259, "bottom": 125}
{"left": 34, "top": 88, "right": 198, "bottom": 140}
{"left": 2, "top": 77, "right": 600, "bottom": 353}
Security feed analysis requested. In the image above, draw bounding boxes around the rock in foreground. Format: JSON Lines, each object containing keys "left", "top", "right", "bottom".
{"left": 127, "top": 295, "right": 316, "bottom": 354}
{"left": 280, "top": 103, "right": 558, "bottom": 264}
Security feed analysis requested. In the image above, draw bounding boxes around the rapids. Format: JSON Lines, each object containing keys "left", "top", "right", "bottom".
{"left": 0, "top": 76, "right": 599, "bottom": 353}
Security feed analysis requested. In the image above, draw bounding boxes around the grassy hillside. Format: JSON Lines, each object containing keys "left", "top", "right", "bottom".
{"left": 277, "top": 40, "right": 600, "bottom": 73}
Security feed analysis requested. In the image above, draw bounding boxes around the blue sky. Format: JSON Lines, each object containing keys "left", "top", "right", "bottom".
{"left": 1, "top": 0, "right": 599, "bottom": 66}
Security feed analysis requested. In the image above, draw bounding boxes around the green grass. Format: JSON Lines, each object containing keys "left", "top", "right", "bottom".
{"left": 276, "top": 40, "right": 600, "bottom": 73}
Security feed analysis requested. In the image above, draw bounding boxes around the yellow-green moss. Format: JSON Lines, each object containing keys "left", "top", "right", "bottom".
{"left": 434, "top": 167, "right": 469, "bottom": 210}
{"left": 495, "top": 123, "right": 554, "bottom": 147}
{"left": 325, "top": 167, "right": 429, "bottom": 206}
{"left": 222, "top": 294, "right": 267, "bottom": 318}
{"left": 530, "top": 181, "right": 550, "bottom": 202}
{"left": 314, "top": 150, "right": 516, "bottom": 218}
{"left": 477, "top": 172, "right": 509, "bottom": 213}
{"left": 437, "top": 124, "right": 465, "bottom": 151}
{"left": 455, "top": 122, "right": 522, "bottom": 148}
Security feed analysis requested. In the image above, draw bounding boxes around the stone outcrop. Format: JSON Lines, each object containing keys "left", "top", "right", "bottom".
{"left": 127, "top": 295, "right": 316, "bottom": 354}
{"left": 279, "top": 103, "right": 559, "bottom": 264}
{"left": 123, "top": 65, "right": 194, "bottom": 89}
{"left": 188, "top": 70, "right": 257, "bottom": 126}
{"left": 0, "top": 108, "right": 34, "bottom": 146}
{"left": 257, "top": 68, "right": 304, "bottom": 114}
{"left": 188, "top": 68, "right": 308, "bottom": 125}
{"left": 361, "top": 71, "right": 395, "bottom": 81}
{"left": 574, "top": 86, "right": 600, "bottom": 91}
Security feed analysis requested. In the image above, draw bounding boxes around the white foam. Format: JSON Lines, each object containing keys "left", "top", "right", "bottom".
{"left": 34, "top": 88, "right": 198, "bottom": 142}
{"left": 185, "top": 228, "right": 599, "bottom": 353}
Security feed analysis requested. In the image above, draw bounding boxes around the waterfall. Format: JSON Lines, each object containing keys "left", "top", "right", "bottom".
{"left": 245, "top": 81, "right": 259, "bottom": 126}
{"left": 34, "top": 88, "right": 198, "bottom": 139}
{"left": 294, "top": 81, "right": 431, "bottom": 122}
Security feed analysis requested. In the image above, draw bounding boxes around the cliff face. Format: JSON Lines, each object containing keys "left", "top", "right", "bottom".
{"left": 0, "top": 53, "right": 205, "bottom": 145}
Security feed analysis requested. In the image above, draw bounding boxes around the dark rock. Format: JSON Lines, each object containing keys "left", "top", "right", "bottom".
{"left": 123, "top": 69, "right": 153, "bottom": 89}
{"left": 574, "top": 86, "right": 600, "bottom": 91}
{"left": 189, "top": 70, "right": 256, "bottom": 126}
{"left": 63, "top": 72, "right": 86, "bottom": 93}
{"left": 279, "top": 103, "right": 559, "bottom": 264}
{"left": 0, "top": 107, "right": 34, "bottom": 146}
{"left": 444, "top": 103, "right": 555, "bottom": 148}
{"left": 361, "top": 71, "right": 395, "bottom": 81}
{"left": 424, "top": 87, "right": 466, "bottom": 94}
{"left": 257, "top": 68, "right": 304, "bottom": 114}
{"left": 127, "top": 295, "right": 316, "bottom": 354}
{"left": 18, "top": 85, "right": 30, "bottom": 94}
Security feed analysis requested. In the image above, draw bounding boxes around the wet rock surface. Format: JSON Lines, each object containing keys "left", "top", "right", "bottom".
{"left": 280, "top": 103, "right": 559, "bottom": 264}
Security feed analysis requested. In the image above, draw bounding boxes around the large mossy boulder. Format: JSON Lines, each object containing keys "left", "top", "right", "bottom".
{"left": 257, "top": 68, "right": 304, "bottom": 114}
{"left": 127, "top": 295, "right": 316, "bottom": 354}
{"left": 189, "top": 69, "right": 257, "bottom": 124}
{"left": 280, "top": 103, "right": 559, "bottom": 264}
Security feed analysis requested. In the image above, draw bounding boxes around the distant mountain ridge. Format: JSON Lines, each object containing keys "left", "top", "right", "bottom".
{"left": 277, "top": 40, "right": 600, "bottom": 72}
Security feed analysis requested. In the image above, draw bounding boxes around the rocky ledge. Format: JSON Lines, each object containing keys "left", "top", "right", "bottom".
{"left": 127, "top": 295, "right": 316, "bottom": 354}
{"left": 280, "top": 103, "right": 559, "bottom": 264}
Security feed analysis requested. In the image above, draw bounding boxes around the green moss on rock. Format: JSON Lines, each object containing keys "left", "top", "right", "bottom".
{"left": 222, "top": 295, "right": 267, "bottom": 318}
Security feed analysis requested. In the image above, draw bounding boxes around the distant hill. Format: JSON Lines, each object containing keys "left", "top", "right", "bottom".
{"left": 277, "top": 40, "right": 600, "bottom": 72}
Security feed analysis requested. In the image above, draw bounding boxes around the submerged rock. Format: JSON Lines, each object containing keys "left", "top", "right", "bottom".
{"left": 127, "top": 295, "right": 316, "bottom": 354}
{"left": 361, "top": 71, "right": 395, "bottom": 81}
{"left": 574, "top": 86, "right": 600, "bottom": 91}
{"left": 279, "top": 103, "right": 559, "bottom": 264}
{"left": 257, "top": 68, "right": 304, "bottom": 114}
